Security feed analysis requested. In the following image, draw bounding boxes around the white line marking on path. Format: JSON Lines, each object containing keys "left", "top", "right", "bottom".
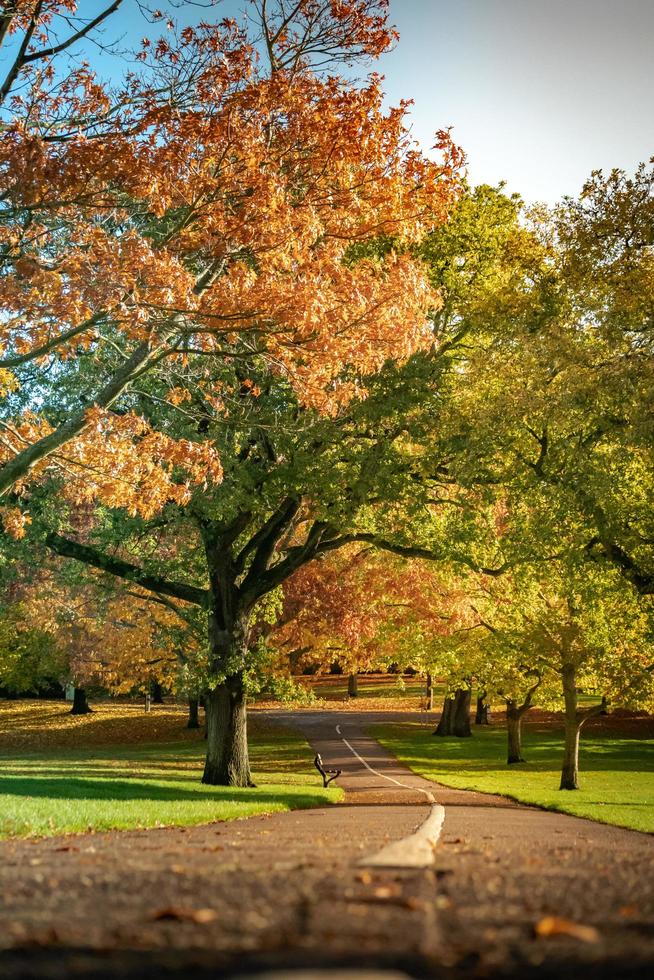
{"left": 335, "top": 724, "right": 445, "bottom": 868}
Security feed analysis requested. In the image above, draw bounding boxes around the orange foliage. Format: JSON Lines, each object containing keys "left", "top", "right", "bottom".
{"left": 0, "top": 2, "right": 463, "bottom": 516}
{"left": 10, "top": 568, "right": 185, "bottom": 692}
{"left": 273, "top": 549, "right": 473, "bottom": 672}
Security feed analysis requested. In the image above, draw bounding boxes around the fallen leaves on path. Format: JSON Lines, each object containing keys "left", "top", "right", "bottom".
{"left": 535, "top": 916, "right": 601, "bottom": 943}
{"left": 152, "top": 907, "right": 217, "bottom": 924}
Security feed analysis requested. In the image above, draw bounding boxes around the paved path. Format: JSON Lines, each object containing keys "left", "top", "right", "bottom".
{"left": 0, "top": 710, "right": 653, "bottom": 979}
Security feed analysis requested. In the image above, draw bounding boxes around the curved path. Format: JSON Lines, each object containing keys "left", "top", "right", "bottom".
{"left": 0, "top": 710, "right": 652, "bottom": 979}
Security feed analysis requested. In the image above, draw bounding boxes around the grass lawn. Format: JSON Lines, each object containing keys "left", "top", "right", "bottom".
{"left": 288, "top": 673, "right": 440, "bottom": 711}
{"left": 0, "top": 700, "right": 342, "bottom": 839}
{"left": 371, "top": 720, "right": 654, "bottom": 834}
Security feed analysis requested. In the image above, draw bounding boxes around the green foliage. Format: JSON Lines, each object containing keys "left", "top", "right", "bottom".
{"left": 0, "top": 605, "right": 66, "bottom": 694}
{"left": 374, "top": 721, "right": 654, "bottom": 833}
{"left": 246, "top": 641, "right": 317, "bottom": 704}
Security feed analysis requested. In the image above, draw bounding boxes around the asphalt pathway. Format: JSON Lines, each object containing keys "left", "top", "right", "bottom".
{"left": 0, "top": 710, "right": 653, "bottom": 979}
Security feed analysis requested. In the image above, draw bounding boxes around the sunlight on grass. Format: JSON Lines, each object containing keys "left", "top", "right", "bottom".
{"left": 0, "top": 703, "right": 342, "bottom": 838}
{"left": 372, "top": 722, "right": 654, "bottom": 834}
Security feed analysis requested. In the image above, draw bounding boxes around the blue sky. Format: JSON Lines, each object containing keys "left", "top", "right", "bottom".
{"left": 7, "top": 1, "right": 653, "bottom": 204}
{"left": 379, "top": 0, "right": 654, "bottom": 203}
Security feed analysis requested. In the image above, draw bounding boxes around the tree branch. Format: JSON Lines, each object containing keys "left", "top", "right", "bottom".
{"left": 23, "top": 2, "right": 124, "bottom": 64}
{"left": 236, "top": 496, "right": 300, "bottom": 580}
{"left": 46, "top": 532, "right": 208, "bottom": 607}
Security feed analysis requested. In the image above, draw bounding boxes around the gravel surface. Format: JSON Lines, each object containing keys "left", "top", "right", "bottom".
{"left": 0, "top": 710, "right": 652, "bottom": 979}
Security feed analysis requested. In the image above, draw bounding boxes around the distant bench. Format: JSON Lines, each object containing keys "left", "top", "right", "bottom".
{"left": 314, "top": 753, "right": 342, "bottom": 788}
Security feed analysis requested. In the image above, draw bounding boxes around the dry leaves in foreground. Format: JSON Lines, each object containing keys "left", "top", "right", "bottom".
{"left": 535, "top": 916, "right": 601, "bottom": 943}
{"left": 152, "top": 907, "right": 217, "bottom": 924}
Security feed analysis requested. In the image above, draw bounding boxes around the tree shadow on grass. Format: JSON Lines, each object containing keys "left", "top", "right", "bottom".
{"left": 0, "top": 775, "right": 327, "bottom": 808}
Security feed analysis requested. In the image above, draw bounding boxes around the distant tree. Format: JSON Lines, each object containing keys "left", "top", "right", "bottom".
{"left": 0, "top": 602, "right": 65, "bottom": 696}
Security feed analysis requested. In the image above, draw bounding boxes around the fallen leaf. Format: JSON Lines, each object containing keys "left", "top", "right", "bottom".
{"left": 373, "top": 885, "right": 397, "bottom": 899}
{"left": 619, "top": 905, "right": 638, "bottom": 919}
{"left": 152, "top": 907, "right": 217, "bottom": 924}
{"left": 535, "top": 916, "right": 600, "bottom": 943}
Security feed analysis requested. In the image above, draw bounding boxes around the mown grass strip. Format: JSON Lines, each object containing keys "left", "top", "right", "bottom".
{"left": 0, "top": 720, "right": 341, "bottom": 838}
{"left": 371, "top": 721, "right": 654, "bottom": 834}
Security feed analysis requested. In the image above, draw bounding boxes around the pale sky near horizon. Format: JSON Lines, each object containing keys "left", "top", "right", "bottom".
{"left": 6, "top": 1, "right": 653, "bottom": 204}
{"left": 379, "top": 0, "right": 654, "bottom": 203}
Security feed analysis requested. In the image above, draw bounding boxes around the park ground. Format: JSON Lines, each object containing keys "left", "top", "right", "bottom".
{"left": 0, "top": 700, "right": 341, "bottom": 838}
{"left": 0, "top": 684, "right": 653, "bottom": 978}
{"left": 2, "top": 679, "right": 653, "bottom": 836}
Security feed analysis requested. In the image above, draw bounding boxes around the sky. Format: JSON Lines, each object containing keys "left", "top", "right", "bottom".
{"left": 6, "top": 1, "right": 653, "bottom": 204}
{"left": 379, "top": 0, "right": 654, "bottom": 203}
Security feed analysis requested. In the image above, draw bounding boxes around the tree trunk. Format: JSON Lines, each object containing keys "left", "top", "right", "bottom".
{"left": 434, "top": 693, "right": 453, "bottom": 735}
{"left": 70, "top": 687, "right": 92, "bottom": 715}
{"left": 202, "top": 674, "right": 251, "bottom": 787}
{"left": 348, "top": 672, "right": 358, "bottom": 698}
{"left": 560, "top": 663, "right": 580, "bottom": 790}
{"left": 452, "top": 688, "right": 472, "bottom": 737}
{"left": 475, "top": 693, "right": 491, "bottom": 725}
{"left": 434, "top": 689, "right": 471, "bottom": 736}
{"left": 425, "top": 673, "right": 434, "bottom": 711}
{"left": 506, "top": 704, "right": 525, "bottom": 764}
{"left": 187, "top": 698, "right": 200, "bottom": 730}
{"left": 150, "top": 680, "right": 164, "bottom": 704}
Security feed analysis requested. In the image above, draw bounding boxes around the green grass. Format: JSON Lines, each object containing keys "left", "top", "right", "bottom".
{"left": 371, "top": 721, "right": 654, "bottom": 834}
{"left": 304, "top": 674, "right": 436, "bottom": 703}
{"left": 0, "top": 727, "right": 342, "bottom": 839}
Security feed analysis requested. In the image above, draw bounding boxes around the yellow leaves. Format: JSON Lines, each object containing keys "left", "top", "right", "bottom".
{"left": 0, "top": 506, "right": 31, "bottom": 539}
{"left": 0, "top": 368, "right": 19, "bottom": 397}
{"left": 166, "top": 387, "right": 192, "bottom": 406}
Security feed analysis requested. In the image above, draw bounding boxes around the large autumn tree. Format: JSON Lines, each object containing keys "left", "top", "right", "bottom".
{"left": 0, "top": 0, "right": 460, "bottom": 533}
{"left": 8, "top": 0, "right": 466, "bottom": 786}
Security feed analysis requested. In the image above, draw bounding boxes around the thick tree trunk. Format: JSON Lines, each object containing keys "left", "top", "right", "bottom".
{"left": 70, "top": 687, "right": 92, "bottom": 715}
{"left": 348, "top": 672, "right": 358, "bottom": 698}
{"left": 187, "top": 698, "right": 200, "bottom": 730}
{"left": 560, "top": 663, "right": 580, "bottom": 790}
{"left": 434, "top": 694, "right": 453, "bottom": 735}
{"left": 202, "top": 675, "right": 251, "bottom": 787}
{"left": 425, "top": 673, "right": 434, "bottom": 711}
{"left": 506, "top": 705, "right": 525, "bottom": 764}
{"left": 434, "top": 689, "right": 471, "bottom": 737}
{"left": 452, "top": 688, "right": 472, "bottom": 737}
{"left": 150, "top": 680, "right": 164, "bottom": 704}
{"left": 475, "top": 693, "right": 491, "bottom": 725}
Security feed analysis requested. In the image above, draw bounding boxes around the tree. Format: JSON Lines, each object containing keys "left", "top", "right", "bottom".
{"left": 424, "top": 166, "right": 654, "bottom": 601}
{"left": 0, "top": 555, "right": 197, "bottom": 715}
{"left": 268, "top": 547, "right": 382, "bottom": 685}
{"left": 1, "top": 0, "right": 460, "bottom": 525}
{"left": 14, "top": 1, "right": 463, "bottom": 786}
{"left": 471, "top": 563, "right": 653, "bottom": 788}
{"left": 0, "top": 601, "right": 65, "bottom": 696}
